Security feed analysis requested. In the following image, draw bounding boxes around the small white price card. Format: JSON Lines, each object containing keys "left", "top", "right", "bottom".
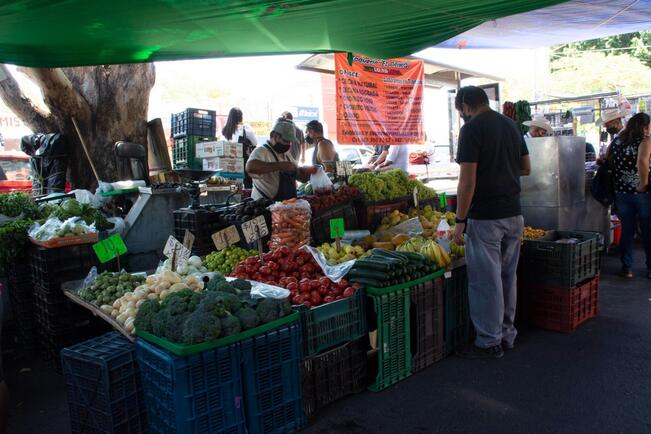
{"left": 163, "top": 236, "right": 191, "bottom": 260}
{"left": 241, "top": 215, "right": 269, "bottom": 244}
{"left": 212, "top": 225, "right": 241, "bottom": 250}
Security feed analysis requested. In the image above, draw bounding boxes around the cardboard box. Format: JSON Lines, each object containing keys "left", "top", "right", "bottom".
{"left": 203, "top": 157, "right": 244, "bottom": 173}
{"left": 195, "top": 140, "right": 243, "bottom": 158}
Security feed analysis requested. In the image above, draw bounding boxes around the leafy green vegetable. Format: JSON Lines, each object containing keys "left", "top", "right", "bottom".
{"left": 0, "top": 192, "right": 39, "bottom": 219}
{"left": 0, "top": 218, "right": 32, "bottom": 267}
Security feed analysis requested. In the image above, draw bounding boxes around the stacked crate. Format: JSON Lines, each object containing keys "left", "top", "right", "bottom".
{"left": 5, "top": 255, "right": 37, "bottom": 351}
{"left": 170, "top": 108, "right": 217, "bottom": 170}
{"left": 195, "top": 140, "right": 246, "bottom": 180}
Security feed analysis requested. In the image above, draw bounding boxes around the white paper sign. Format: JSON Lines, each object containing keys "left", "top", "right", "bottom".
{"left": 212, "top": 225, "right": 241, "bottom": 250}
{"left": 163, "top": 236, "right": 191, "bottom": 260}
{"left": 241, "top": 215, "right": 269, "bottom": 244}
{"left": 336, "top": 160, "right": 353, "bottom": 176}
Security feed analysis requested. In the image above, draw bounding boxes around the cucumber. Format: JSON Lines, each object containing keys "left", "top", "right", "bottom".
{"left": 350, "top": 277, "right": 385, "bottom": 288}
{"left": 354, "top": 259, "right": 393, "bottom": 271}
{"left": 371, "top": 249, "right": 408, "bottom": 264}
{"left": 348, "top": 268, "right": 390, "bottom": 281}
{"left": 400, "top": 252, "right": 426, "bottom": 263}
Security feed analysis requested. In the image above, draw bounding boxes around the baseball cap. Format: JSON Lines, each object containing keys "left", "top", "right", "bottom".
{"left": 272, "top": 120, "right": 297, "bottom": 142}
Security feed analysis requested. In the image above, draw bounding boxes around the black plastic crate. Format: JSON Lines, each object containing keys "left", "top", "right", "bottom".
{"left": 444, "top": 265, "right": 474, "bottom": 356}
{"left": 301, "top": 336, "right": 368, "bottom": 420}
{"left": 311, "top": 203, "right": 359, "bottom": 245}
{"left": 410, "top": 277, "right": 445, "bottom": 372}
{"left": 6, "top": 256, "right": 37, "bottom": 350}
{"left": 520, "top": 230, "right": 601, "bottom": 289}
{"left": 172, "top": 135, "right": 215, "bottom": 170}
{"left": 173, "top": 208, "right": 226, "bottom": 257}
{"left": 62, "top": 332, "right": 147, "bottom": 434}
{"left": 170, "top": 108, "right": 216, "bottom": 138}
{"left": 29, "top": 244, "right": 102, "bottom": 292}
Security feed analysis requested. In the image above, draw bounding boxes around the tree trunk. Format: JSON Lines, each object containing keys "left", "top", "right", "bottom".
{"left": 0, "top": 63, "right": 156, "bottom": 190}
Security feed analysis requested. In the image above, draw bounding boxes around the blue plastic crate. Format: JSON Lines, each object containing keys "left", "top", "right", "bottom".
{"left": 241, "top": 323, "right": 305, "bottom": 434}
{"left": 61, "top": 332, "right": 147, "bottom": 434}
{"left": 135, "top": 339, "right": 245, "bottom": 434}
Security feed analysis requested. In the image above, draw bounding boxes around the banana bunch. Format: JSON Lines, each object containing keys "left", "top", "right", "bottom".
{"left": 449, "top": 240, "right": 465, "bottom": 258}
{"left": 398, "top": 237, "right": 451, "bottom": 268}
{"left": 396, "top": 236, "right": 427, "bottom": 253}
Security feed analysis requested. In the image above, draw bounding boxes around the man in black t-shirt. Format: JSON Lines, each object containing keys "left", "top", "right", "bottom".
{"left": 453, "top": 86, "right": 531, "bottom": 360}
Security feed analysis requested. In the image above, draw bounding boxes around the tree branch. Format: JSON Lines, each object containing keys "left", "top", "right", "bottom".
{"left": 0, "top": 64, "right": 56, "bottom": 132}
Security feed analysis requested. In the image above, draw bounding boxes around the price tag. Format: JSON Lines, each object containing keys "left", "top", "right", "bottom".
{"left": 93, "top": 234, "right": 128, "bottom": 264}
{"left": 163, "top": 236, "right": 191, "bottom": 261}
{"left": 183, "top": 230, "right": 195, "bottom": 250}
{"left": 444, "top": 271, "right": 452, "bottom": 279}
{"left": 241, "top": 215, "right": 269, "bottom": 244}
{"left": 413, "top": 186, "right": 419, "bottom": 210}
{"left": 336, "top": 160, "right": 353, "bottom": 176}
{"left": 212, "top": 225, "right": 241, "bottom": 250}
{"left": 330, "top": 218, "right": 345, "bottom": 239}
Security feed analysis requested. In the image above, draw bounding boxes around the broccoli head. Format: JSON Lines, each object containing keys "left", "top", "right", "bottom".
{"left": 181, "top": 308, "right": 222, "bottom": 344}
{"left": 255, "top": 298, "right": 280, "bottom": 324}
{"left": 220, "top": 313, "right": 242, "bottom": 337}
{"left": 206, "top": 279, "right": 236, "bottom": 294}
{"left": 214, "top": 291, "right": 242, "bottom": 314}
{"left": 161, "top": 289, "right": 195, "bottom": 315}
{"left": 134, "top": 299, "right": 160, "bottom": 333}
{"left": 230, "top": 279, "right": 252, "bottom": 293}
{"left": 236, "top": 306, "right": 259, "bottom": 331}
{"left": 163, "top": 312, "right": 190, "bottom": 343}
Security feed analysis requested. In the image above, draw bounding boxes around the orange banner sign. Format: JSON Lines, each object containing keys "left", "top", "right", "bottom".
{"left": 335, "top": 53, "right": 425, "bottom": 145}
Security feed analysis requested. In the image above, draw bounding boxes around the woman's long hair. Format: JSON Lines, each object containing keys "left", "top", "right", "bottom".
{"left": 222, "top": 107, "right": 243, "bottom": 140}
{"left": 619, "top": 112, "right": 650, "bottom": 144}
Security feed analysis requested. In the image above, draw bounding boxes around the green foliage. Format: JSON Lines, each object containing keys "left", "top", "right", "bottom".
{"left": 554, "top": 31, "right": 651, "bottom": 68}
{"left": 349, "top": 169, "right": 436, "bottom": 202}
{"left": 0, "top": 192, "right": 39, "bottom": 219}
{"left": 0, "top": 218, "right": 32, "bottom": 267}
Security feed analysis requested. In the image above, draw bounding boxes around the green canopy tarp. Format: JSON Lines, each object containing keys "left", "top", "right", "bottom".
{"left": 0, "top": 0, "right": 566, "bottom": 67}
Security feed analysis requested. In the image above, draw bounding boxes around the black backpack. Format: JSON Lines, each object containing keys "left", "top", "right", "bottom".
{"left": 239, "top": 127, "right": 255, "bottom": 189}
{"left": 590, "top": 146, "right": 615, "bottom": 207}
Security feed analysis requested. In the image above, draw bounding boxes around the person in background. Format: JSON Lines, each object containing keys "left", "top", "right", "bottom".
{"left": 305, "top": 120, "right": 338, "bottom": 166}
{"left": 522, "top": 114, "right": 553, "bottom": 138}
{"left": 369, "top": 145, "right": 389, "bottom": 169}
{"left": 596, "top": 108, "right": 625, "bottom": 139}
{"left": 222, "top": 107, "right": 259, "bottom": 188}
{"left": 375, "top": 144, "right": 409, "bottom": 173}
{"left": 0, "top": 165, "right": 6, "bottom": 181}
{"left": 453, "top": 86, "right": 530, "bottom": 359}
{"left": 246, "top": 120, "right": 315, "bottom": 201}
{"left": 610, "top": 112, "right": 651, "bottom": 279}
{"left": 281, "top": 111, "right": 306, "bottom": 163}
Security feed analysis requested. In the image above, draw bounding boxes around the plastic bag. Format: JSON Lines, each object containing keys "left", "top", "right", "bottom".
{"left": 268, "top": 199, "right": 311, "bottom": 250}
{"left": 302, "top": 245, "right": 355, "bottom": 283}
{"left": 225, "top": 276, "right": 290, "bottom": 300}
{"left": 310, "top": 166, "right": 333, "bottom": 195}
{"left": 70, "top": 189, "right": 100, "bottom": 207}
{"left": 28, "top": 216, "right": 96, "bottom": 241}
{"left": 106, "top": 217, "right": 126, "bottom": 236}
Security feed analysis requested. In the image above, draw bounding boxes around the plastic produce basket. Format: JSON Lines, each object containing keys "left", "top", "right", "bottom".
{"left": 241, "top": 322, "right": 305, "bottom": 434}
{"left": 299, "top": 287, "right": 367, "bottom": 357}
{"left": 301, "top": 336, "right": 368, "bottom": 420}
{"left": 61, "top": 332, "right": 147, "bottom": 434}
{"left": 520, "top": 230, "right": 601, "bottom": 288}
{"left": 354, "top": 197, "right": 409, "bottom": 231}
{"left": 172, "top": 135, "right": 217, "bottom": 170}
{"left": 29, "top": 243, "right": 103, "bottom": 293}
{"left": 410, "top": 276, "right": 445, "bottom": 372}
{"left": 310, "top": 203, "right": 359, "bottom": 245}
{"left": 6, "top": 256, "right": 37, "bottom": 351}
{"left": 173, "top": 208, "right": 226, "bottom": 257}
{"left": 171, "top": 108, "right": 217, "bottom": 138}
{"left": 136, "top": 339, "right": 245, "bottom": 434}
{"left": 444, "top": 265, "right": 474, "bottom": 356}
{"left": 526, "top": 275, "right": 599, "bottom": 333}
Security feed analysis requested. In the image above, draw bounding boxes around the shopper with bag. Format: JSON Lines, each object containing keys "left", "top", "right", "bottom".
{"left": 246, "top": 120, "right": 316, "bottom": 201}
{"left": 222, "top": 107, "right": 258, "bottom": 188}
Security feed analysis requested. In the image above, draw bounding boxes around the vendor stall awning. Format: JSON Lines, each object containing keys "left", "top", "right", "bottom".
{"left": 0, "top": 0, "right": 565, "bottom": 67}
{"left": 436, "top": 0, "right": 651, "bottom": 49}
{"left": 296, "top": 53, "right": 504, "bottom": 88}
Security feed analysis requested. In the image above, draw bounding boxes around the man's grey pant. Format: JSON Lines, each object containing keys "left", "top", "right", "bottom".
{"left": 465, "top": 215, "right": 524, "bottom": 348}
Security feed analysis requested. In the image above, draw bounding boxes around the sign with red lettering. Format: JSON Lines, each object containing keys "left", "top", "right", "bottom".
{"left": 335, "top": 53, "right": 425, "bottom": 146}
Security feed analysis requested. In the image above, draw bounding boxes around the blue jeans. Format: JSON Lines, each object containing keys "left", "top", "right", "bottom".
{"left": 615, "top": 193, "right": 651, "bottom": 271}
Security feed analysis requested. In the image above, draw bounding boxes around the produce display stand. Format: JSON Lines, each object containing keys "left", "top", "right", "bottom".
{"left": 354, "top": 196, "right": 410, "bottom": 232}
{"left": 443, "top": 263, "right": 474, "bottom": 356}
{"left": 310, "top": 202, "right": 359, "bottom": 245}
{"left": 410, "top": 276, "right": 445, "bottom": 372}
{"left": 29, "top": 232, "right": 98, "bottom": 248}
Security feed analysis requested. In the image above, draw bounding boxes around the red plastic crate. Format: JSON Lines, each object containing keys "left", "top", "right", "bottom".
{"left": 527, "top": 275, "right": 599, "bottom": 333}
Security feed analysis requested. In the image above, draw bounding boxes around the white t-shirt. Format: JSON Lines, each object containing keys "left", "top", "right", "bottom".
{"left": 248, "top": 144, "right": 295, "bottom": 200}
{"left": 385, "top": 145, "right": 409, "bottom": 173}
{"left": 224, "top": 125, "right": 258, "bottom": 147}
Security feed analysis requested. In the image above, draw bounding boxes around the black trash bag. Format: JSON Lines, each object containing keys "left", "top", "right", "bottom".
{"left": 21, "top": 133, "right": 68, "bottom": 195}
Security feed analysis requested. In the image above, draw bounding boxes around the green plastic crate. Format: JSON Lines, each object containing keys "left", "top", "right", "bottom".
{"left": 366, "top": 271, "right": 444, "bottom": 392}
{"left": 443, "top": 265, "right": 474, "bottom": 355}
{"left": 172, "top": 135, "right": 215, "bottom": 170}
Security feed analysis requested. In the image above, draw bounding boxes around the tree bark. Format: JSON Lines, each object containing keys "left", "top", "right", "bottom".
{"left": 0, "top": 63, "right": 156, "bottom": 190}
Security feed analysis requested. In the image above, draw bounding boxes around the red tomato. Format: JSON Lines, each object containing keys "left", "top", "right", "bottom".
{"left": 319, "top": 276, "right": 331, "bottom": 287}
{"left": 332, "top": 288, "right": 342, "bottom": 297}
{"left": 296, "top": 256, "right": 306, "bottom": 266}
{"left": 299, "top": 281, "right": 311, "bottom": 293}
{"left": 279, "top": 246, "right": 291, "bottom": 256}
{"left": 318, "top": 285, "right": 329, "bottom": 296}
{"left": 343, "top": 287, "right": 355, "bottom": 297}
{"left": 287, "top": 277, "right": 298, "bottom": 285}
{"left": 302, "top": 300, "right": 312, "bottom": 309}
{"left": 335, "top": 295, "right": 342, "bottom": 300}
{"left": 263, "top": 252, "right": 274, "bottom": 261}
{"left": 287, "top": 282, "right": 298, "bottom": 291}
{"left": 291, "top": 271, "right": 300, "bottom": 278}
{"left": 337, "top": 279, "right": 349, "bottom": 290}
{"left": 278, "top": 277, "right": 288, "bottom": 286}
{"left": 245, "top": 257, "right": 258, "bottom": 266}
{"left": 323, "top": 295, "right": 335, "bottom": 303}
{"left": 310, "top": 292, "right": 322, "bottom": 306}
{"left": 310, "top": 279, "right": 320, "bottom": 290}
{"left": 292, "top": 294, "right": 305, "bottom": 305}
{"left": 253, "top": 273, "right": 262, "bottom": 281}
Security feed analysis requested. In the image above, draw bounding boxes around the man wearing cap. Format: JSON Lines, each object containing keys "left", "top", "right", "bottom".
{"left": 246, "top": 120, "right": 316, "bottom": 201}
{"left": 523, "top": 114, "right": 553, "bottom": 138}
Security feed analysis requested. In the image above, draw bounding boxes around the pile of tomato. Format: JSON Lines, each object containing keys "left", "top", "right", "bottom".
{"left": 229, "top": 246, "right": 359, "bottom": 308}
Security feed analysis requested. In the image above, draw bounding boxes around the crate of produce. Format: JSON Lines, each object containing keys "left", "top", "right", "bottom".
{"left": 301, "top": 336, "right": 368, "bottom": 419}
{"left": 61, "top": 332, "right": 147, "bottom": 434}
{"left": 410, "top": 276, "right": 445, "bottom": 372}
{"left": 29, "top": 232, "right": 99, "bottom": 248}
{"left": 136, "top": 338, "right": 245, "bottom": 434}
{"left": 444, "top": 265, "right": 474, "bottom": 356}
{"left": 310, "top": 203, "right": 359, "bottom": 245}
{"left": 173, "top": 208, "right": 226, "bottom": 257}
{"left": 354, "top": 197, "right": 409, "bottom": 231}
{"left": 170, "top": 108, "right": 217, "bottom": 138}
{"left": 172, "top": 135, "right": 217, "bottom": 170}
{"left": 520, "top": 230, "right": 601, "bottom": 288}
{"left": 526, "top": 275, "right": 599, "bottom": 333}
{"left": 29, "top": 243, "right": 103, "bottom": 292}
{"left": 408, "top": 195, "right": 441, "bottom": 211}
{"left": 299, "top": 287, "right": 367, "bottom": 357}
{"left": 241, "top": 322, "right": 305, "bottom": 434}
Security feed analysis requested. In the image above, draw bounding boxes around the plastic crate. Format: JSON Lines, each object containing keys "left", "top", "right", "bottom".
{"left": 299, "top": 287, "right": 367, "bottom": 357}
{"left": 61, "top": 332, "right": 147, "bottom": 434}
{"left": 171, "top": 108, "right": 217, "bottom": 138}
{"left": 310, "top": 203, "right": 359, "bottom": 245}
{"left": 301, "top": 336, "right": 368, "bottom": 420}
{"left": 520, "top": 230, "right": 601, "bottom": 288}
{"left": 444, "top": 265, "right": 474, "bottom": 356}
{"left": 29, "top": 244, "right": 102, "bottom": 292}
{"left": 173, "top": 208, "right": 226, "bottom": 257}
{"left": 241, "top": 323, "right": 305, "bottom": 434}
{"left": 410, "top": 277, "right": 445, "bottom": 372}
{"left": 408, "top": 196, "right": 441, "bottom": 211}
{"left": 136, "top": 339, "right": 245, "bottom": 434}
{"left": 172, "top": 135, "right": 216, "bottom": 170}
{"left": 6, "top": 256, "right": 37, "bottom": 350}
{"left": 354, "top": 197, "right": 409, "bottom": 231}
{"left": 526, "top": 275, "right": 599, "bottom": 333}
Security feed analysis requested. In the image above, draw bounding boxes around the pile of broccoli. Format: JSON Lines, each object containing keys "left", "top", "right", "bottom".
{"left": 135, "top": 278, "right": 293, "bottom": 345}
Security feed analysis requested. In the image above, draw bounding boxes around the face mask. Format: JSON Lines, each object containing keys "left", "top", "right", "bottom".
{"left": 606, "top": 127, "right": 619, "bottom": 136}
{"left": 305, "top": 135, "right": 314, "bottom": 145}
{"left": 273, "top": 142, "right": 291, "bottom": 154}
{"left": 460, "top": 113, "right": 472, "bottom": 123}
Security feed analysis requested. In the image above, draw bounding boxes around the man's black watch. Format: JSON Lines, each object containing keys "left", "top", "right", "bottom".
{"left": 455, "top": 216, "right": 467, "bottom": 224}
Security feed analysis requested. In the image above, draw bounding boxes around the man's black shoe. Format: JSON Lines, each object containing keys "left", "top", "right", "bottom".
{"left": 456, "top": 344, "right": 504, "bottom": 359}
